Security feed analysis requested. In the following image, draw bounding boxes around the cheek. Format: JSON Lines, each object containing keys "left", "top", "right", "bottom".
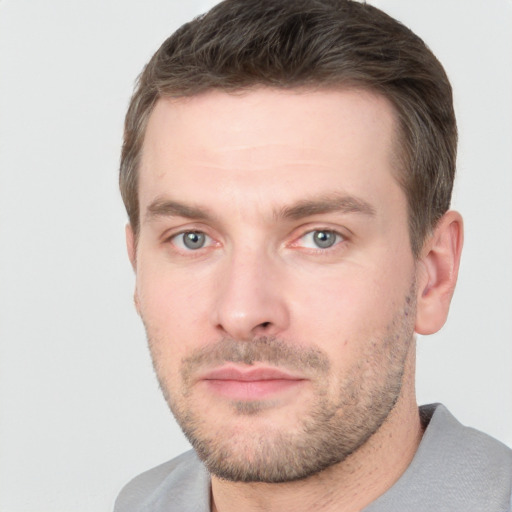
{"left": 137, "top": 270, "right": 209, "bottom": 395}
{"left": 136, "top": 260, "right": 213, "bottom": 356}
{"left": 289, "top": 262, "right": 413, "bottom": 353}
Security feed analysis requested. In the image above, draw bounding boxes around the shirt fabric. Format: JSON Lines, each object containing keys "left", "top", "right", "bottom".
{"left": 114, "top": 404, "right": 512, "bottom": 511}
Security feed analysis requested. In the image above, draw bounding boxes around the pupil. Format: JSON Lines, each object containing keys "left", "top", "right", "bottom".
{"left": 314, "top": 231, "right": 335, "bottom": 248}
{"left": 183, "top": 232, "right": 205, "bottom": 249}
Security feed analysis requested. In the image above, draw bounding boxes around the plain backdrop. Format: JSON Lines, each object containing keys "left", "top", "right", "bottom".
{"left": 0, "top": 1, "right": 511, "bottom": 511}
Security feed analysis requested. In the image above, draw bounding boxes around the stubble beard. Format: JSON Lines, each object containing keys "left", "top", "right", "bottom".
{"left": 146, "top": 290, "right": 416, "bottom": 484}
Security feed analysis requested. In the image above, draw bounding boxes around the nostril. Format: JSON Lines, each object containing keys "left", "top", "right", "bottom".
{"left": 259, "top": 322, "right": 271, "bottom": 329}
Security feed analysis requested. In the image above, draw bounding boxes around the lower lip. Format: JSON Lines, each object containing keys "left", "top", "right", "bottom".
{"left": 204, "top": 379, "right": 304, "bottom": 400}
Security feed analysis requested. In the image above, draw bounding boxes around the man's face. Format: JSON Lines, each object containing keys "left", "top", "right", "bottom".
{"left": 131, "top": 88, "right": 419, "bottom": 482}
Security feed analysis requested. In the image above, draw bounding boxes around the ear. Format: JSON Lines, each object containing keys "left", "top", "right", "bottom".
{"left": 415, "top": 210, "right": 464, "bottom": 335}
{"left": 125, "top": 224, "right": 141, "bottom": 315}
{"left": 125, "top": 223, "right": 137, "bottom": 271}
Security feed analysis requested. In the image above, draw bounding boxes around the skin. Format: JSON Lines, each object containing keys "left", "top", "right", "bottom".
{"left": 127, "top": 88, "right": 463, "bottom": 512}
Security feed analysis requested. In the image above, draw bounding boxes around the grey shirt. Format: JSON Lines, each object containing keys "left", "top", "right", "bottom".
{"left": 114, "top": 404, "right": 512, "bottom": 511}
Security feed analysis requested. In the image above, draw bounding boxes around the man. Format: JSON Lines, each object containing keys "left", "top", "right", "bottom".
{"left": 114, "top": 0, "right": 512, "bottom": 510}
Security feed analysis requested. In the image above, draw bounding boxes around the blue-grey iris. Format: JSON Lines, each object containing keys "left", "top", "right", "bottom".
{"left": 183, "top": 232, "right": 206, "bottom": 249}
{"left": 314, "top": 230, "right": 337, "bottom": 249}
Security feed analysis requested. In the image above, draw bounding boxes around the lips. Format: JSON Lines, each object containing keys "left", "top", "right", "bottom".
{"left": 202, "top": 366, "right": 302, "bottom": 382}
{"left": 198, "top": 365, "right": 306, "bottom": 400}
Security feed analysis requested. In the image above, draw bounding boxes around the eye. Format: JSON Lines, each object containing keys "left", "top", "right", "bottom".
{"left": 299, "top": 229, "right": 343, "bottom": 249}
{"left": 172, "top": 231, "right": 212, "bottom": 251}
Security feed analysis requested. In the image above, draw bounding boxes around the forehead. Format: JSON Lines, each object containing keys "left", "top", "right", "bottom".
{"left": 139, "top": 88, "right": 403, "bottom": 217}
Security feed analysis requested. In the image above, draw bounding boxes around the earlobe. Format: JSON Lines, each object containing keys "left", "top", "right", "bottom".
{"left": 415, "top": 211, "right": 464, "bottom": 335}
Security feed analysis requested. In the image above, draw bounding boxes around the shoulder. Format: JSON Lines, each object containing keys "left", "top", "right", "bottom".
{"left": 419, "top": 403, "right": 512, "bottom": 471}
{"left": 366, "top": 404, "right": 512, "bottom": 512}
{"left": 416, "top": 404, "right": 512, "bottom": 510}
{"left": 430, "top": 404, "right": 512, "bottom": 510}
{"left": 113, "top": 450, "right": 210, "bottom": 512}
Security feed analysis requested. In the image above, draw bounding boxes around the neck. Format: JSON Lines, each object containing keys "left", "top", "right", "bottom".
{"left": 211, "top": 344, "right": 423, "bottom": 512}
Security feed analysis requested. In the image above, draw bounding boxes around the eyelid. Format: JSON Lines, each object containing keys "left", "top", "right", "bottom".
{"left": 173, "top": 231, "right": 213, "bottom": 251}
{"left": 162, "top": 225, "right": 220, "bottom": 253}
{"left": 160, "top": 223, "right": 348, "bottom": 253}
{"left": 160, "top": 222, "right": 212, "bottom": 241}
{"left": 288, "top": 226, "right": 348, "bottom": 251}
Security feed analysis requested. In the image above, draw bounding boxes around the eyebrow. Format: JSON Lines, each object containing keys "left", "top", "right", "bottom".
{"left": 276, "top": 194, "right": 376, "bottom": 220}
{"left": 144, "top": 193, "right": 376, "bottom": 224}
{"left": 145, "top": 199, "right": 213, "bottom": 223}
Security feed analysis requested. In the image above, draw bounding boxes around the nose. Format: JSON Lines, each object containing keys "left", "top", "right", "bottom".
{"left": 210, "top": 248, "right": 290, "bottom": 341}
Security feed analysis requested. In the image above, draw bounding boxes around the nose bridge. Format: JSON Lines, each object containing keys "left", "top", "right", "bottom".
{"left": 212, "top": 242, "right": 289, "bottom": 340}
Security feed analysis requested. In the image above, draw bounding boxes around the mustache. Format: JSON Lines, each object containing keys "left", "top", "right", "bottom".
{"left": 181, "top": 337, "right": 330, "bottom": 381}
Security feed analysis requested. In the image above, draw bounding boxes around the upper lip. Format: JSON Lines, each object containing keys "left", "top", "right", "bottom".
{"left": 199, "top": 365, "right": 305, "bottom": 382}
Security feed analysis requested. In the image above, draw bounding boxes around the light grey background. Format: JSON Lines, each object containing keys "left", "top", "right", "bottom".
{"left": 0, "top": 1, "right": 510, "bottom": 511}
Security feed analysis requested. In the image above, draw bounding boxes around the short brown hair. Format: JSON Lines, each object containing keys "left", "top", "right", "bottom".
{"left": 120, "top": 0, "right": 457, "bottom": 256}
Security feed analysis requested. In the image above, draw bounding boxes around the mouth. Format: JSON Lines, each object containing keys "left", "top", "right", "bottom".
{"left": 198, "top": 365, "right": 307, "bottom": 401}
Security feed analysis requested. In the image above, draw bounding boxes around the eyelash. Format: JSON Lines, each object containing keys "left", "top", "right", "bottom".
{"left": 164, "top": 227, "right": 347, "bottom": 255}
{"left": 165, "top": 230, "right": 216, "bottom": 252}
{"left": 290, "top": 228, "right": 346, "bottom": 253}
